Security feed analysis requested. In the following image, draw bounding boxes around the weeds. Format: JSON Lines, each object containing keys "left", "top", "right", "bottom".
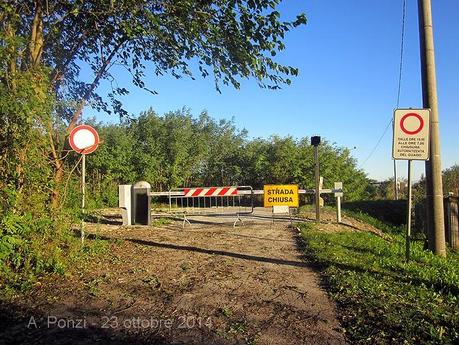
{"left": 299, "top": 221, "right": 459, "bottom": 344}
{"left": 152, "top": 217, "right": 173, "bottom": 226}
{"left": 221, "top": 307, "right": 233, "bottom": 318}
{"left": 0, "top": 208, "right": 113, "bottom": 296}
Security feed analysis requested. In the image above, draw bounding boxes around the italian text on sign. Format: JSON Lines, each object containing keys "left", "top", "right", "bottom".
{"left": 264, "top": 185, "right": 299, "bottom": 207}
{"left": 392, "top": 109, "right": 430, "bottom": 160}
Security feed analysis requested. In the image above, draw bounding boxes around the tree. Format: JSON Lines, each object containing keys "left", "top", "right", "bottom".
{"left": 0, "top": 0, "right": 306, "bottom": 207}
{"left": 200, "top": 117, "right": 247, "bottom": 186}
{"left": 369, "top": 177, "right": 408, "bottom": 201}
{"left": 442, "top": 165, "right": 459, "bottom": 195}
{"left": 71, "top": 107, "right": 372, "bottom": 201}
{"left": 412, "top": 165, "right": 459, "bottom": 203}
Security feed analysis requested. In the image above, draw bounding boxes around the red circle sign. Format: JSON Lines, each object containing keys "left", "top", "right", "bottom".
{"left": 400, "top": 113, "right": 424, "bottom": 135}
{"left": 69, "top": 125, "right": 99, "bottom": 154}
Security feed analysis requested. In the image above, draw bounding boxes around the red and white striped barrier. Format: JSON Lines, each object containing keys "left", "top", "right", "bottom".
{"left": 183, "top": 186, "right": 238, "bottom": 198}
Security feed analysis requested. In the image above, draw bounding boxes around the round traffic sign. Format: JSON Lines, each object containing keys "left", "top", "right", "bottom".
{"left": 69, "top": 125, "right": 99, "bottom": 154}
{"left": 400, "top": 113, "right": 424, "bottom": 135}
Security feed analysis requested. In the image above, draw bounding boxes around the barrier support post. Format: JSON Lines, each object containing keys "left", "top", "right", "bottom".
{"left": 336, "top": 195, "right": 342, "bottom": 223}
{"left": 182, "top": 212, "right": 191, "bottom": 229}
{"left": 233, "top": 214, "right": 244, "bottom": 228}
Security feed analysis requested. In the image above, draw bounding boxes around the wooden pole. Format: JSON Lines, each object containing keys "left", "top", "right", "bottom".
{"left": 446, "top": 196, "right": 459, "bottom": 252}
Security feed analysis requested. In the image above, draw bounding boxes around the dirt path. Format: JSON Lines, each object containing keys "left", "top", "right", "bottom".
{"left": 1, "top": 210, "right": 347, "bottom": 345}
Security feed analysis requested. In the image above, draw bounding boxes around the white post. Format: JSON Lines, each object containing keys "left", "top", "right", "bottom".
{"left": 334, "top": 182, "right": 343, "bottom": 224}
{"left": 336, "top": 195, "right": 342, "bottom": 223}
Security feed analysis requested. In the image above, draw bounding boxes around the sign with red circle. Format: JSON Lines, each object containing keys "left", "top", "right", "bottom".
{"left": 400, "top": 113, "right": 424, "bottom": 135}
{"left": 392, "top": 109, "right": 430, "bottom": 161}
{"left": 69, "top": 125, "right": 99, "bottom": 154}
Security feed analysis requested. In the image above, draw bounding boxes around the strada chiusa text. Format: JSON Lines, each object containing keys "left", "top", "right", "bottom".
{"left": 266, "top": 188, "right": 296, "bottom": 203}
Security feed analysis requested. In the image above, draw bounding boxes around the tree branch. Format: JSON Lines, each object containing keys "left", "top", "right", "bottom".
{"left": 50, "top": 31, "right": 87, "bottom": 89}
{"left": 66, "top": 39, "right": 125, "bottom": 133}
{"left": 29, "top": 0, "right": 44, "bottom": 67}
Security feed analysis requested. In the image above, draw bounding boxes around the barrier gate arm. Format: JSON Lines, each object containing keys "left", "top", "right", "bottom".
{"left": 148, "top": 184, "right": 343, "bottom": 226}
{"left": 149, "top": 186, "right": 255, "bottom": 228}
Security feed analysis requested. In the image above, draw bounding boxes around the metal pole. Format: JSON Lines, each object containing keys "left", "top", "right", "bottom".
{"left": 406, "top": 160, "right": 413, "bottom": 261}
{"left": 394, "top": 160, "right": 399, "bottom": 200}
{"left": 314, "top": 145, "right": 320, "bottom": 222}
{"left": 418, "top": 0, "right": 446, "bottom": 256}
{"left": 81, "top": 153, "right": 86, "bottom": 244}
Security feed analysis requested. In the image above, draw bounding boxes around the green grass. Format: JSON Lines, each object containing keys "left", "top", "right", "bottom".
{"left": 151, "top": 217, "right": 174, "bottom": 226}
{"left": 299, "top": 222, "right": 459, "bottom": 344}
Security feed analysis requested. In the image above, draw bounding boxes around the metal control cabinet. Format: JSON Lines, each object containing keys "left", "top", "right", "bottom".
{"left": 119, "top": 184, "right": 132, "bottom": 225}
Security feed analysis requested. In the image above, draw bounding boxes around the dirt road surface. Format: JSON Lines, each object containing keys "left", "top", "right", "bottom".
{"left": 1, "top": 209, "right": 347, "bottom": 345}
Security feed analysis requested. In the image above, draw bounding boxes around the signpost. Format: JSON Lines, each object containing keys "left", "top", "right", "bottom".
{"left": 69, "top": 125, "right": 100, "bottom": 244}
{"left": 393, "top": 109, "right": 430, "bottom": 260}
{"left": 311, "top": 136, "right": 321, "bottom": 221}
{"left": 334, "top": 182, "right": 343, "bottom": 223}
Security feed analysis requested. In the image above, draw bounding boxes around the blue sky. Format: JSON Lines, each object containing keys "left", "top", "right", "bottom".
{"left": 84, "top": 0, "right": 459, "bottom": 182}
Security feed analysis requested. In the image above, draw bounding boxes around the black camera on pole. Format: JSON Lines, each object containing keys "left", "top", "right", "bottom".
{"left": 311, "top": 136, "right": 321, "bottom": 147}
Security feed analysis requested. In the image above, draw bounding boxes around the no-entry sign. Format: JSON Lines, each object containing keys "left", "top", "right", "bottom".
{"left": 69, "top": 125, "right": 99, "bottom": 154}
{"left": 392, "top": 109, "right": 430, "bottom": 160}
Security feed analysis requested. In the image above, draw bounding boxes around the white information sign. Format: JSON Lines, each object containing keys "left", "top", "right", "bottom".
{"left": 392, "top": 109, "right": 430, "bottom": 160}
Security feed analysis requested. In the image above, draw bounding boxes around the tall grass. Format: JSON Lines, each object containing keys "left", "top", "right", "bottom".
{"left": 299, "top": 221, "right": 459, "bottom": 344}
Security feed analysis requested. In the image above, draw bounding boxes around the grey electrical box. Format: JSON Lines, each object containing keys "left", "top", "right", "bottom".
{"left": 119, "top": 184, "right": 132, "bottom": 225}
{"left": 132, "top": 181, "right": 151, "bottom": 225}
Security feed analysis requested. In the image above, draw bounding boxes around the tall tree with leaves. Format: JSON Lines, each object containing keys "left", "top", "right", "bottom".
{"left": 0, "top": 0, "right": 307, "bottom": 207}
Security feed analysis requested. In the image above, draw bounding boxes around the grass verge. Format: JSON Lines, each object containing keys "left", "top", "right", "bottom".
{"left": 299, "top": 222, "right": 459, "bottom": 344}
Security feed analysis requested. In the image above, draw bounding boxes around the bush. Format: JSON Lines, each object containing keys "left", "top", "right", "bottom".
{"left": 1, "top": 210, "right": 64, "bottom": 290}
{"left": 0, "top": 199, "right": 109, "bottom": 294}
{"left": 342, "top": 200, "right": 406, "bottom": 226}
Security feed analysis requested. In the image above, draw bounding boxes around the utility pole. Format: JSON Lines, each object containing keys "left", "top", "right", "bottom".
{"left": 418, "top": 0, "right": 446, "bottom": 256}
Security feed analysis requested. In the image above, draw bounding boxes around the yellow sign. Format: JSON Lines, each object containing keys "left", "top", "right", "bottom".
{"left": 264, "top": 185, "right": 299, "bottom": 207}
